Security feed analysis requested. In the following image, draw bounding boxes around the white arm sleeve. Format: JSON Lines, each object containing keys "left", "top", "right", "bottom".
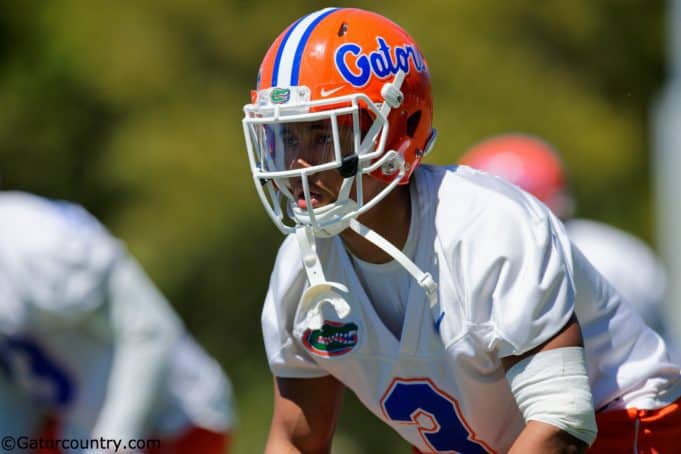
{"left": 91, "top": 254, "right": 182, "bottom": 439}
{"left": 506, "top": 347, "right": 598, "bottom": 446}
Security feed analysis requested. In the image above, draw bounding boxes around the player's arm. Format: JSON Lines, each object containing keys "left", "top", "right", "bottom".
{"left": 266, "top": 374, "right": 344, "bottom": 454}
{"left": 502, "top": 314, "right": 594, "bottom": 454}
{"left": 90, "top": 253, "right": 183, "bottom": 439}
{"left": 458, "top": 187, "right": 598, "bottom": 452}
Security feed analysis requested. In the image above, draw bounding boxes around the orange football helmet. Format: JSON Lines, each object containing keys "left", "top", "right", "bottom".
{"left": 242, "top": 7, "right": 436, "bottom": 236}
{"left": 459, "top": 134, "right": 575, "bottom": 219}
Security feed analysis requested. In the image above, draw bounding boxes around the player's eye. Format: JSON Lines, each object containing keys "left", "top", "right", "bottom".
{"left": 281, "top": 129, "right": 299, "bottom": 147}
{"left": 316, "top": 133, "right": 333, "bottom": 146}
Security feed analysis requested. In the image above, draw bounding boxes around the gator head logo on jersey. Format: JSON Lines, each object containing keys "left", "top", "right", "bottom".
{"left": 302, "top": 320, "right": 359, "bottom": 357}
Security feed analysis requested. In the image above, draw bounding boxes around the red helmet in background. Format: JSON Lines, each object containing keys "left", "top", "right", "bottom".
{"left": 459, "top": 134, "right": 574, "bottom": 219}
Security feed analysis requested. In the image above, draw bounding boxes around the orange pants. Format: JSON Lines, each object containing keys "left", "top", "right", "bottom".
{"left": 589, "top": 397, "right": 681, "bottom": 453}
{"left": 146, "top": 426, "right": 230, "bottom": 454}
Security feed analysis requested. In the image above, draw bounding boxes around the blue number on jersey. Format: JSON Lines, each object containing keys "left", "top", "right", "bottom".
{"left": 381, "top": 378, "right": 490, "bottom": 453}
{"left": 0, "top": 336, "right": 74, "bottom": 408}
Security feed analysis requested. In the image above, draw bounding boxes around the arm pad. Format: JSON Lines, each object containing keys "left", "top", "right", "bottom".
{"left": 506, "top": 346, "right": 598, "bottom": 446}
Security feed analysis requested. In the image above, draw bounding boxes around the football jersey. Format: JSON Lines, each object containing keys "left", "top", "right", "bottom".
{"left": 0, "top": 192, "right": 234, "bottom": 437}
{"left": 262, "top": 165, "right": 681, "bottom": 453}
{"left": 565, "top": 218, "right": 681, "bottom": 363}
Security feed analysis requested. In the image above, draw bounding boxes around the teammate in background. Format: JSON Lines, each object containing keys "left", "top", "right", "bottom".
{"left": 242, "top": 7, "right": 681, "bottom": 453}
{"left": 459, "top": 133, "right": 681, "bottom": 363}
{"left": 0, "top": 191, "right": 235, "bottom": 453}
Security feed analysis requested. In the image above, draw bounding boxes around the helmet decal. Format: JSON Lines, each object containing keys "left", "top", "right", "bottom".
{"left": 335, "top": 37, "right": 427, "bottom": 87}
{"left": 270, "top": 7, "right": 341, "bottom": 87}
{"left": 269, "top": 87, "right": 291, "bottom": 104}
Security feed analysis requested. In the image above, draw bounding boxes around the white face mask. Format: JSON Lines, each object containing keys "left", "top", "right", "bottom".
{"left": 242, "top": 74, "right": 408, "bottom": 238}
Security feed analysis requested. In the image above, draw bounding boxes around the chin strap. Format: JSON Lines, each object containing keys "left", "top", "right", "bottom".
{"left": 295, "top": 226, "right": 351, "bottom": 329}
{"left": 295, "top": 216, "right": 440, "bottom": 331}
{"left": 348, "top": 219, "right": 438, "bottom": 309}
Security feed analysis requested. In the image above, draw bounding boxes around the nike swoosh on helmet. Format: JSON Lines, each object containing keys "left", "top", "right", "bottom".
{"left": 320, "top": 85, "right": 345, "bottom": 97}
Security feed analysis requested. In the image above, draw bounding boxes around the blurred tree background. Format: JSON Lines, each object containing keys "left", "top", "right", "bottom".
{"left": 0, "top": 0, "right": 667, "bottom": 452}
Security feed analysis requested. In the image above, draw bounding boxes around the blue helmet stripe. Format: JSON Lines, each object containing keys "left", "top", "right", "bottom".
{"left": 290, "top": 8, "right": 340, "bottom": 85}
{"left": 271, "top": 15, "right": 305, "bottom": 87}
{"left": 271, "top": 8, "right": 340, "bottom": 87}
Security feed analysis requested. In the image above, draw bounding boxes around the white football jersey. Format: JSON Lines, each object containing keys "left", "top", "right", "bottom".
{"left": 565, "top": 218, "right": 681, "bottom": 363}
{"left": 0, "top": 192, "right": 234, "bottom": 437}
{"left": 262, "top": 165, "right": 681, "bottom": 453}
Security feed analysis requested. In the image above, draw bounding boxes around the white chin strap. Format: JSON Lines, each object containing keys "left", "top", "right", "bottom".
{"left": 295, "top": 218, "right": 438, "bottom": 328}
{"left": 296, "top": 226, "right": 351, "bottom": 329}
{"left": 348, "top": 219, "right": 438, "bottom": 309}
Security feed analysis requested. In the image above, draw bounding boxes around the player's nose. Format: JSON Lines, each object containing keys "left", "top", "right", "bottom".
{"left": 289, "top": 157, "right": 315, "bottom": 170}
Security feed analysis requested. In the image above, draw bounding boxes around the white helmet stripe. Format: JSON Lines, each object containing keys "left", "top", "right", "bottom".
{"left": 273, "top": 7, "right": 339, "bottom": 87}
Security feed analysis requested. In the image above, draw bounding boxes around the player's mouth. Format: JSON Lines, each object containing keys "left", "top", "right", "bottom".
{"left": 290, "top": 180, "right": 333, "bottom": 210}
{"left": 294, "top": 188, "right": 324, "bottom": 209}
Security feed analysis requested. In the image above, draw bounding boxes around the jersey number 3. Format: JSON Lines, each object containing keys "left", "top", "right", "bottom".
{"left": 0, "top": 337, "right": 74, "bottom": 407}
{"left": 381, "top": 378, "right": 491, "bottom": 453}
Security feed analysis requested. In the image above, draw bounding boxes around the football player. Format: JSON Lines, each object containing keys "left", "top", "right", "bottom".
{"left": 459, "top": 133, "right": 681, "bottom": 364}
{"left": 0, "top": 192, "right": 235, "bottom": 452}
{"left": 242, "top": 7, "right": 681, "bottom": 453}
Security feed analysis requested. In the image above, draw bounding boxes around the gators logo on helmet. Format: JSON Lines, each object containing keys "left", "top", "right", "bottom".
{"left": 334, "top": 36, "right": 427, "bottom": 87}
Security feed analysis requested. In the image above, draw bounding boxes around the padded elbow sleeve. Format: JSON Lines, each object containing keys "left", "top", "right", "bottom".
{"left": 506, "top": 346, "right": 598, "bottom": 446}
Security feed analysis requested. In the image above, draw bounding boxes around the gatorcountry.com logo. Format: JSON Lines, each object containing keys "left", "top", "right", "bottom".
{"left": 302, "top": 320, "right": 359, "bottom": 357}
